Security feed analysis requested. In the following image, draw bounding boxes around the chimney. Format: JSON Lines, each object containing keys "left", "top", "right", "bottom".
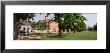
{"left": 45, "top": 16, "right": 47, "bottom": 21}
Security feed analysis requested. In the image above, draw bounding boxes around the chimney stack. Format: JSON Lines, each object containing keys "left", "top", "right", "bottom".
{"left": 45, "top": 16, "right": 47, "bottom": 21}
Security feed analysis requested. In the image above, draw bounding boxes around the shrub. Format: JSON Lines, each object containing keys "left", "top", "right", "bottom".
{"left": 88, "top": 27, "right": 93, "bottom": 31}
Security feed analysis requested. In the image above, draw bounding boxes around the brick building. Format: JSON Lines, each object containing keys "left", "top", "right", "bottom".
{"left": 41, "top": 16, "right": 59, "bottom": 32}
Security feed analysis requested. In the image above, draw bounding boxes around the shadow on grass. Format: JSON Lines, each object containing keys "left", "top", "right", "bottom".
{"left": 46, "top": 35, "right": 66, "bottom": 38}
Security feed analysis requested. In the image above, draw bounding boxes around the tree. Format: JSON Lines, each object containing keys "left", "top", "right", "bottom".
{"left": 14, "top": 13, "right": 35, "bottom": 40}
{"left": 75, "top": 15, "right": 87, "bottom": 32}
{"left": 93, "top": 23, "right": 97, "bottom": 31}
{"left": 30, "top": 21, "right": 37, "bottom": 29}
{"left": 54, "top": 13, "right": 64, "bottom": 36}
{"left": 54, "top": 13, "right": 87, "bottom": 36}
{"left": 62, "top": 13, "right": 87, "bottom": 33}
{"left": 36, "top": 21, "right": 45, "bottom": 30}
{"left": 88, "top": 27, "right": 93, "bottom": 31}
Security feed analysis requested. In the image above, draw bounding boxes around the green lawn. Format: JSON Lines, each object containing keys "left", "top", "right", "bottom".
{"left": 41, "top": 31, "right": 97, "bottom": 40}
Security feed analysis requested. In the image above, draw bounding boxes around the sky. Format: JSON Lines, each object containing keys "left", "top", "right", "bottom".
{"left": 31, "top": 13, "right": 54, "bottom": 22}
{"left": 30, "top": 13, "right": 97, "bottom": 27}
{"left": 82, "top": 13, "right": 97, "bottom": 27}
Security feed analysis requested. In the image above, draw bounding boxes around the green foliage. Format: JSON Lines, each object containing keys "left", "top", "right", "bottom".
{"left": 35, "top": 21, "right": 45, "bottom": 30}
{"left": 88, "top": 27, "right": 93, "bottom": 31}
{"left": 87, "top": 23, "right": 97, "bottom": 31}
{"left": 54, "top": 13, "right": 87, "bottom": 33}
{"left": 30, "top": 21, "right": 37, "bottom": 28}
{"left": 93, "top": 23, "right": 97, "bottom": 31}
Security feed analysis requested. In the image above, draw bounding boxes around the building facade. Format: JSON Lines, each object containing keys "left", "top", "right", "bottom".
{"left": 48, "top": 21, "right": 59, "bottom": 32}
{"left": 19, "top": 20, "right": 32, "bottom": 33}
{"left": 42, "top": 16, "right": 59, "bottom": 32}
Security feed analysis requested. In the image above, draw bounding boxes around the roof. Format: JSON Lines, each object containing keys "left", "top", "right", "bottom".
{"left": 21, "top": 20, "right": 31, "bottom": 26}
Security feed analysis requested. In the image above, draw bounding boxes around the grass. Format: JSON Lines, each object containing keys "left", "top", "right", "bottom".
{"left": 41, "top": 31, "right": 97, "bottom": 40}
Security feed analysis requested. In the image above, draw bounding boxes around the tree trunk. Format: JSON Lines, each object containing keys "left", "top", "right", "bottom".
{"left": 73, "top": 30, "right": 75, "bottom": 33}
{"left": 26, "top": 18, "right": 28, "bottom": 35}
{"left": 58, "top": 19, "right": 62, "bottom": 36}
{"left": 14, "top": 16, "right": 20, "bottom": 40}
{"left": 68, "top": 29, "right": 71, "bottom": 34}
{"left": 14, "top": 25, "right": 18, "bottom": 40}
{"left": 58, "top": 23, "right": 62, "bottom": 36}
{"left": 14, "top": 21, "right": 20, "bottom": 40}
